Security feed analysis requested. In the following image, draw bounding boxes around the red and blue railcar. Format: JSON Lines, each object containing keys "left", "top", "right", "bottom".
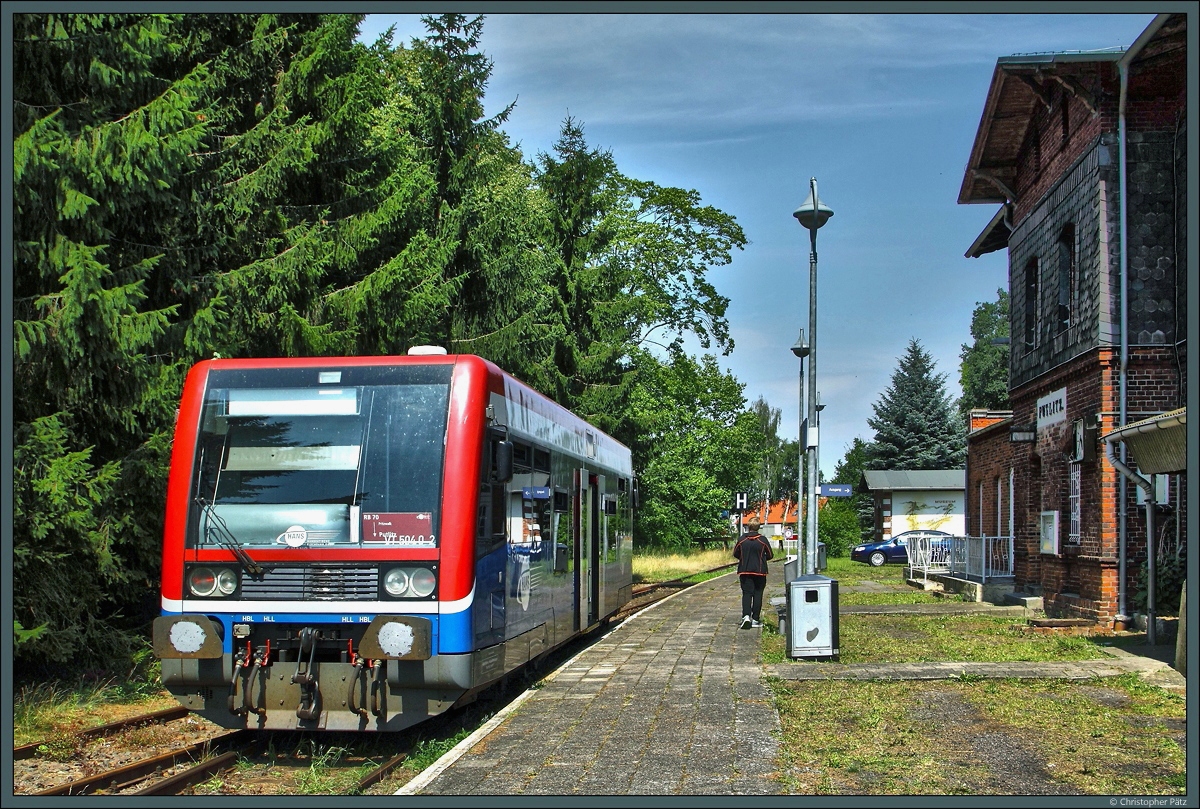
{"left": 153, "top": 350, "right": 634, "bottom": 731}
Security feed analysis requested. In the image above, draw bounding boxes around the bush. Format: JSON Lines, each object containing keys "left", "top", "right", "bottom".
{"left": 817, "top": 500, "right": 860, "bottom": 558}
{"left": 1133, "top": 554, "right": 1186, "bottom": 616}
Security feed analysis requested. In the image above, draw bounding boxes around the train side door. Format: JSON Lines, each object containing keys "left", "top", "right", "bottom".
{"left": 590, "top": 474, "right": 603, "bottom": 626}
{"left": 573, "top": 468, "right": 587, "bottom": 632}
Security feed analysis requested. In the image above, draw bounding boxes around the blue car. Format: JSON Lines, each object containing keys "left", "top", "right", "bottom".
{"left": 851, "top": 530, "right": 951, "bottom": 567}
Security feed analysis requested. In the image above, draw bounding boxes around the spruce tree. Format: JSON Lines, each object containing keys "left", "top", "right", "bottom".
{"left": 13, "top": 12, "right": 220, "bottom": 668}
{"left": 865, "top": 339, "right": 966, "bottom": 470}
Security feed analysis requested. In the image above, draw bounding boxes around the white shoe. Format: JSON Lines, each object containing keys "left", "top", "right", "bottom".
{"left": 740, "top": 615, "right": 751, "bottom": 629}
{"left": 751, "top": 620, "right": 763, "bottom": 628}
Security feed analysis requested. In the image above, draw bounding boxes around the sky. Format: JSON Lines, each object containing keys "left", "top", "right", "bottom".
{"left": 356, "top": 11, "right": 1157, "bottom": 478}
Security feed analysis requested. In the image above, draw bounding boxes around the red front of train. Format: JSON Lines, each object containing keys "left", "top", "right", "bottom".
{"left": 153, "top": 351, "right": 634, "bottom": 731}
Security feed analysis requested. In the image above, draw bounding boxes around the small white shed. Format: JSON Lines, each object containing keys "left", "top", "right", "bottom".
{"left": 860, "top": 470, "right": 966, "bottom": 542}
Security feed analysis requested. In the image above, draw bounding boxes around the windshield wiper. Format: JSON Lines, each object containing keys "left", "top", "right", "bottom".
{"left": 195, "top": 496, "right": 265, "bottom": 577}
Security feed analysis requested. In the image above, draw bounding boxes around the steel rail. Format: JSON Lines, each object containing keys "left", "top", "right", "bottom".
{"left": 32, "top": 729, "right": 249, "bottom": 796}
{"left": 14, "top": 705, "right": 190, "bottom": 761}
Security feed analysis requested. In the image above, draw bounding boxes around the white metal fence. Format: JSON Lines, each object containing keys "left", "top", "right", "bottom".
{"left": 907, "top": 534, "right": 1014, "bottom": 583}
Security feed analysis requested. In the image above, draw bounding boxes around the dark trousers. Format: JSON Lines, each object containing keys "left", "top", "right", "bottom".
{"left": 740, "top": 574, "right": 766, "bottom": 621}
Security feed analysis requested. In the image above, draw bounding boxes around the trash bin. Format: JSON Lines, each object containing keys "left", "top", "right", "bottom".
{"left": 784, "top": 554, "right": 800, "bottom": 584}
{"left": 786, "top": 574, "right": 839, "bottom": 659}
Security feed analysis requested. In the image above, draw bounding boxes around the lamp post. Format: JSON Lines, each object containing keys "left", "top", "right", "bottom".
{"left": 793, "top": 178, "right": 833, "bottom": 576}
{"left": 791, "top": 331, "right": 809, "bottom": 571}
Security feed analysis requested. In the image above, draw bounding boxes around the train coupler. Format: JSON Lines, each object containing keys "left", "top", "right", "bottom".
{"left": 291, "top": 627, "right": 320, "bottom": 721}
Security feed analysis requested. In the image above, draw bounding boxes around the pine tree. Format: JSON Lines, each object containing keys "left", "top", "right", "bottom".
{"left": 865, "top": 339, "right": 966, "bottom": 470}
{"left": 13, "top": 12, "right": 216, "bottom": 667}
{"left": 532, "top": 116, "right": 627, "bottom": 432}
{"left": 12, "top": 12, "right": 435, "bottom": 671}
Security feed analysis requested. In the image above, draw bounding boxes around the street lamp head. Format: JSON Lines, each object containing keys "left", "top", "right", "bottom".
{"left": 793, "top": 182, "right": 833, "bottom": 231}
{"left": 791, "top": 330, "right": 810, "bottom": 358}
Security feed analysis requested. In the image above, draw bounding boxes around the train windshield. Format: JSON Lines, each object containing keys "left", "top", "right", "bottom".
{"left": 187, "top": 365, "right": 451, "bottom": 549}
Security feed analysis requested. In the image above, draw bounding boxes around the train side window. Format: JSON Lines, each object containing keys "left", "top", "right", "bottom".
{"left": 533, "top": 447, "right": 551, "bottom": 474}
{"left": 603, "top": 496, "right": 618, "bottom": 516}
{"left": 513, "top": 441, "right": 532, "bottom": 474}
{"left": 553, "top": 489, "right": 569, "bottom": 513}
{"left": 478, "top": 434, "right": 509, "bottom": 556}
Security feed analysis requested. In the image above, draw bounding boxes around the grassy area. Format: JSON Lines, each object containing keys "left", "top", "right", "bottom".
{"left": 772, "top": 674, "right": 1185, "bottom": 795}
{"left": 836, "top": 614, "right": 1107, "bottom": 663}
{"left": 13, "top": 678, "right": 177, "bottom": 747}
{"left": 761, "top": 553, "right": 1185, "bottom": 795}
{"left": 631, "top": 546, "right": 733, "bottom": 583}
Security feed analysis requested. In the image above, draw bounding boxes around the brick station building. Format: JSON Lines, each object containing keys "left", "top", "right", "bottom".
{"left": 958, "top": 14, "right": 1187, "bottom": 627}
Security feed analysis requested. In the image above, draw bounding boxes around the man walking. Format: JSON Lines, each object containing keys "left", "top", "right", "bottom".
{"left": 733, "top": 516, "right": 772, "bottom": 629}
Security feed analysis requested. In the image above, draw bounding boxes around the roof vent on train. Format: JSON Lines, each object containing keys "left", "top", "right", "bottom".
{"left": 407, "top": 345, "right": 448, "bottom": 356}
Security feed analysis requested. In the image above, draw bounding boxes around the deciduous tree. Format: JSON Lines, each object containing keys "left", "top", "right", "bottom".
{"left": 958, "top": 288, "right": 1010, "bottom": 420}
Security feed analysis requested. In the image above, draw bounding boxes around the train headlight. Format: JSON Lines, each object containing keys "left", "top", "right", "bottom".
{"left": 381, "top": 566, "right": 437, "bottom": 598}
{"left": 384, "top": 568, "right": 410, "bottom": 597}
{"left": 188, "top": 567, "right": 217, "bottom": 597}
{"left": 216, "top": 568, "right": 238, "bottom": 596}
{"left": 409, "top": 568, "right": 436, "bottom": 597}
{"left": 187, "top": 566, "right": 237, "bottom": 598}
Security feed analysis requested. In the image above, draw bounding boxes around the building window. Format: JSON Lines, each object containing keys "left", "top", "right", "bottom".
{"left": 1056, "top": 224, "right": 1075, "bottom": 336}
{"left": 1068, "top": 462, "right": 1081, "bottom": 545}
{"left": 1008, "top": 467, "right": 1015, "bottom": 538}
{"left": 996, "top": 476, "right": 1003, "bottom": 538}
{"left": 1023, "top": 257, "right": 1040, "bottom": 349}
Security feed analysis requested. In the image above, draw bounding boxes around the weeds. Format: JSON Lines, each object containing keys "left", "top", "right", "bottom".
{"left": 294, "top": 744, "right": 350, "bottom": 794}
{"left": 834, "top": 614, "right": 1109, "bottom": 664}
{"left": 406, "top": 730, "right": 472, "bottom": 772}
{"left": 14, "top": 677, "right": 174, "bottom": 747}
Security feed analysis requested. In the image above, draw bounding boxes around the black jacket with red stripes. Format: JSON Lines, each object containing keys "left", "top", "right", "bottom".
{"left": 733, "top": 532, "right": 773, "bottom": 576}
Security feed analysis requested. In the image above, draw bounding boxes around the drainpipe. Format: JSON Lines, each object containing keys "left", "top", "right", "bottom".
{"left": 1103, "top": 438, "right": 1156, "bottom": 644}
{"left": 1112, "top": 13, "right": 1169, "bottom": 632}
{"left": 1116, "top": 45, "right": 1130, "bottom": 632}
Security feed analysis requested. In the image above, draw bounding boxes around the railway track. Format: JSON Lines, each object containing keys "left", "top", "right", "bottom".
{"left": 15, "top": 706, "right": 244, "bottom": 796}
{"left": 620, "top": 562, "right": 736, "bottom": 619}
{"left": 16, "top": 568, "right": 735, "bottom": 796}
{"left": 34, "top": 730, "right": 253, "bottom": 796}
{"left": 13, "top": 706, "right": 190, "bottom": 761}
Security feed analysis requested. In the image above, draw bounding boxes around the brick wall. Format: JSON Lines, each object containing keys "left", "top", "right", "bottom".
{"left": 963, "top": 19, "right": 1186, "bottom": 628}
{"left": 969, "top": 343, "right": 1184, "bottom": 625}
